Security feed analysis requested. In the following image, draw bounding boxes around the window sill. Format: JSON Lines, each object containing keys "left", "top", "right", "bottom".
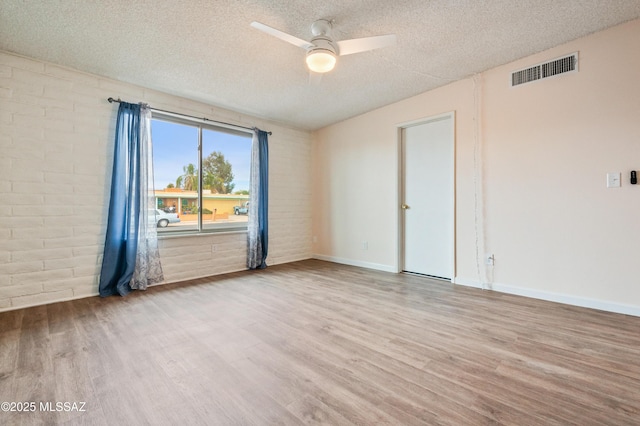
{"left": 157, "top": 229, "right": 247, "bottom": 240}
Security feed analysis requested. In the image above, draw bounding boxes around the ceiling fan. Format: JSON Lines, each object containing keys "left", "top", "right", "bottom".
{"left": 250, "top": 19, "right": 396, "bottom": 75}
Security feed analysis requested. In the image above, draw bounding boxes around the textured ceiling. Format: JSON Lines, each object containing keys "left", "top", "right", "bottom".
{"left": 1, "top": 1, "right": 639, "bottom": 130}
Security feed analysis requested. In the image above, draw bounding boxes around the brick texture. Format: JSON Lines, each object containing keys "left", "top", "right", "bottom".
{"left": 0, "top": 51, "right": 313, "bottom": 311}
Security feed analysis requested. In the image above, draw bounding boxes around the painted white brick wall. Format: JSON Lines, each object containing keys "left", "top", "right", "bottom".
{"left": 0, "top": 51, "right": 313, "bottom": 311}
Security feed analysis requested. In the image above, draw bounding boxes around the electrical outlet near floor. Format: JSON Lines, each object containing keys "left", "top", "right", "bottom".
{"left": 362, "top": 241, "right": 368, "bottom": 250}
{"left": 486, "top": 254, "right": 494, "bottom": 265}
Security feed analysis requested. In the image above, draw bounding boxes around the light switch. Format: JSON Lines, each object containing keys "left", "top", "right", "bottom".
{"left": 606, "top": 172, "right": 621, "bottom": 188}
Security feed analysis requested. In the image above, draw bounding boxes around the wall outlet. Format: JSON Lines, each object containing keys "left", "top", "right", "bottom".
{"left": 312, "top": 236, "right": 317, "bottom": 243}
{"left": 362, "top": 241, "right": 368, "bottom": 250}
{"left": 486, "top": 254, "right": 494, "bottom": 266}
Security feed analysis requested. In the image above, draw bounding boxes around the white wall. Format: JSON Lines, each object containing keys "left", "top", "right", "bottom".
{"left": 313, "top": 19, "right": 640, "bottom": 316}
{"left": 312, "top": 80, "right": 477, "bottom": 275}
{"left": 0, "top": 51, "right": 313, "bottom": 311}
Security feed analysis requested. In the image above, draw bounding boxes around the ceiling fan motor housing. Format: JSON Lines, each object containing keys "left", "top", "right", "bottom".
{"left": 309, "top": 36, "right": 338, "bottom": 56}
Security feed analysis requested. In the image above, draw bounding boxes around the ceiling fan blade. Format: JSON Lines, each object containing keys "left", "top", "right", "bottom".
{"left": 337, "top": 34, "right": 397, "bottom": 56}
{"left": 250, "top": 21, "right": 314, "bottom": 50}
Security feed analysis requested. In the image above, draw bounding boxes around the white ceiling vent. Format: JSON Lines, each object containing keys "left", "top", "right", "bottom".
{"left": 511, "top": 52, "right": 578, "bottom": 87}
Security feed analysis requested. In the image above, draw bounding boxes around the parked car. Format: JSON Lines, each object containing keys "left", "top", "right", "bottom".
{"left": 150, "top": 209, "right": 180, "bottom": 228}
{"left": 234, "top": 202, "right": 249, "bottom": 215}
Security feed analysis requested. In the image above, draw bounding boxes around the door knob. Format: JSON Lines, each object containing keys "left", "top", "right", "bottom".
{"left": 401, "top": 204, "right": 409, "bottom": 210}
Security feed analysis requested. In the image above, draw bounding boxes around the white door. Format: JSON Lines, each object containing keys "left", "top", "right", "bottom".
{"left": 401, "top": 114, "right": 454, "bottom": 279}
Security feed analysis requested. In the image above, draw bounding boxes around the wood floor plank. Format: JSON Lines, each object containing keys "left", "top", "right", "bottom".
{"left": 238, "top": 342, "right": 404, "bottom": 425}
{"left": 286, "top": 393, "right": 355, "bottom": 425}
{"left": 1, "top": 259, "right": 639, "bottom": 425}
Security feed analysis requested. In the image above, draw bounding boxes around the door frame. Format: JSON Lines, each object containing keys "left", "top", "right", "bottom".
{"left": 397, "top": 111, "right": 456, "bottom": 281}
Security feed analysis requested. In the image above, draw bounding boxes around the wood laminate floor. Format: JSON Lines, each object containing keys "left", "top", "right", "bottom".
{"left": 1, "top": 259, "right": 639, "bottom": 425}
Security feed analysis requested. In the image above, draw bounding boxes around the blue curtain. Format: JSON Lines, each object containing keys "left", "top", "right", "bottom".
{"left": 99, "top": 102, "right": 163, "bottom": 296}
{"left": 247, "top": 129, "right": 269, "bottom": 269}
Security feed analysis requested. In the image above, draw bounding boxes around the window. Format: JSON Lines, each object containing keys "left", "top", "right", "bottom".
{"left": 151, "top": 113, "right": 252, "bottom": 234}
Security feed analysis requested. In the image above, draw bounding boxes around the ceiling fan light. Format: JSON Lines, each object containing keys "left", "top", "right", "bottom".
{"left": 306, "top": 50, "right": 336, "bottom": 73}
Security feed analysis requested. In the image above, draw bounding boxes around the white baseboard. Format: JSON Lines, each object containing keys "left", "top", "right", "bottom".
{"left": 269, "top": 254, "right": 314, "bottom": 266}
{"left": 0, "top": 291, "right": 101, "bottom": 313}
{"left": 312, "top": 254, "right": 397, "bottom": 273}
{"left": 453, "top": 277, "right": 484, "bottom": 289}
{"left": 453, "top": 277, "right": 640, "bottom": 317}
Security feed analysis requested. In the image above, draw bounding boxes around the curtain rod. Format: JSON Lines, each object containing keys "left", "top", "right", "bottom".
{"left": 107, "top": 97, "right": 272, "bottom": 135}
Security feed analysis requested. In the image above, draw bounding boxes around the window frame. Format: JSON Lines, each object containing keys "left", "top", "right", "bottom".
{"left": 151, "top": 110, "right": 253, "bottom": 236}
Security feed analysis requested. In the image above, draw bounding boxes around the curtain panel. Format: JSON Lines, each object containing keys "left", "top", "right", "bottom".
{"left": 99, "top": 102, "right": 163, "bottom": 297}
{"left": 247, "top": 129, "right": 269, "bottom": 269}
